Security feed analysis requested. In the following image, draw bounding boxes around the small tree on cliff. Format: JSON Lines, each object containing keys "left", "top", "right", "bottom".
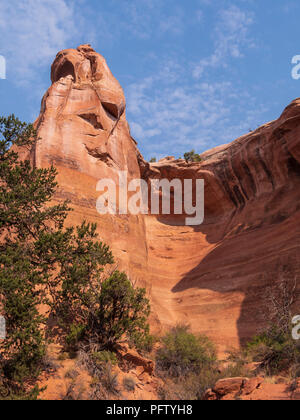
{"left": 38, "top": 222, "right": 151, "bottom": 352}
{"left": 0, "top": 115, "right": 151, "bottom": 399}
{"left": 184, "top": 150, "right": 202, "bottom": 163}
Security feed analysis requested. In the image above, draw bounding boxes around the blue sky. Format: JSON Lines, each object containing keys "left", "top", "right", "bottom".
{"left": 0, "top": 0, "right": 300, "bottom": 160}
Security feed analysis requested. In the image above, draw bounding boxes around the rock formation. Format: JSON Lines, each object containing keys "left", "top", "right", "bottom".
{"left": 203, "top": 377, "right": 297, "bottom": 400}
{"left": 25, "top": 44, "right": 300, "bottom": 353}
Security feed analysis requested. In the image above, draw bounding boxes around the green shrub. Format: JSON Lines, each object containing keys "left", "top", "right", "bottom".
{"left": 246, "top": 326, "right": 300, "bottom": 375}
{"left": 66, "top": 323, "right": 86, "bottom": 351}
{"left": 92, "top": 351, "right": 118, "bottom": 367}
{"left": 129, "top": 329, "right": 157, "bottom": 354}
{"left": 184, "top": 150, "right": 202, "bottom": 163}
{"left": 156, "top": 325, "right": 216, "bottom": 377}
{"left": 96, "top": 272, "right": 151, "bottom": 349}
{"left": 158, "top": 367, "right": 220, "bottom": 400}
{"left": 54, "top": 256, "right": 151, "bottom": 352}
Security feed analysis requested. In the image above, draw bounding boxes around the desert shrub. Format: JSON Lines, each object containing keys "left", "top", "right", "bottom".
{"left": 0, "top": 383, "right": 42, "bottom": 401}
{"left": 78, "top": 349, "right": 120, "bottom": 399}
{"left": 89, "top": 364, "right": 119, "bottom": 398}
{"left": 184, "top": 150, "right": 202, "bottom": 163}
{"left": 92, "top": 351, "right": 118, "bottom": 367}
{"left": 245, "top": 268, "right": 300, "bottom": 376}
{"left": 52, "top": 255, "right": 151, "bottom": 352}
{"left": 149, "top": 157, "right": 156, "bottom": 163}
{"left": 129, "top": 329, "right": 157, "bottom": 354}
{"left": 157, "top": 367, "right": 220, "bottom": 400}
{"left": 246, "top": 327, "right": 300, "bottom": 375}
{"left": 123, "top": 376, "right": 136, "bottom": 391}
{"left": 221, "top": 360, "right": 252, "bottom": 378}
{"left": 101, "top": 363, "right": 119, "bottom": 395}
{"left": 66, "top": 323, "right": 86, "bottom": 351}
{"left": 62, "top": 380, "right": 85, "bottom": 401}
{"left": 156, "top": 326, "right": 258, "bottom": 400}
{"left": 42, "top": 354, "right": 59, "bottom": 373}
{"left": 96, "top": 272, "right": 151, "bottom": 348}
{"left": 157, "top": 359, "right": 253, "bottom": 400}
{"left": 64, "top": 368, "right": 80, "bottom": 380}
{"left": 156, "top": 325, "right": 216, "bottom": 377}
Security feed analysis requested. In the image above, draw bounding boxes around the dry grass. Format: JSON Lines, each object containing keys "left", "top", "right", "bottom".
{"left": 123, "top": 376, "right": 136, "bottom": 392}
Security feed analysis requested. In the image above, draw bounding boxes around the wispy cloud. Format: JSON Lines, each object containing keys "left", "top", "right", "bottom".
{"left": 0, "top": 0, "right": 88, "bottom": 86}
{"left": 193, "top": 5, "right": 254, "bottom": 78}
{"left": 126, "top": 57, "right": 267, "bottom": 159}
{"left": 107, "top": 0, "right": 186, "bottom": 39}
{"left": 121, "top": 4, "right": 264, "bottom": 158}
{"left": 0, "top": 0, "right": 269, "bottom": 159}
{"left": 121, "top": 4, "right": 267, "bottom": 158}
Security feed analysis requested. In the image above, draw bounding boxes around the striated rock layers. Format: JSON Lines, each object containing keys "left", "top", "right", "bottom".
{"left": 25, "top": 45, "right": 300, "bottom": 353}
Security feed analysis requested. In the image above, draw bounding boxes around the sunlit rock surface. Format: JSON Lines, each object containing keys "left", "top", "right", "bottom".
{"left": 25, "top": 45, "right": 300, "bottom": 353}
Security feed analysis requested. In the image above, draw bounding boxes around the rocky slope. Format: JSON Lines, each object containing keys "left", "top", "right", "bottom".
{"left": 25, "top": 44, "right": 300, "bottom": 353}
{"left": 204, "top": 377, "right": 300, "bottom": 401}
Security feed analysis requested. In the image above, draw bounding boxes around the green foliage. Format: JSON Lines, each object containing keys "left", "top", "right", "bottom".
{"left": 38, "top": 221, "right": 114, "bottom": 337}
{"left": 149, "top": 157, "right": 157, "bottom": 163}
{"left": 129, "top": 329, "right": 156, "bottom": 354}
{"left": 66, "top": 323, "right": 86, "bottom": 351}
{"left": 245, "top": 271, "right": 300, "bottom": 376}
{"left": 158, "top": 367, "right": 220, "bottom": 400}
{"left": 183, "top": 150, "right": 202, "bottom": 163}
{"left": 97, "top": 272, "right": 151, "bottom": 348}
{"left": 156, "top": 324, "right": 216, "bottom": 377}
{"left": 92, "top": 351, "right": 118, "bottom": 366}
{"left": 246, "top": 326, "right": 300, "bottom": 375}
{"left": 0, "top": 383, "right": 43, "bottom": 401}
{"left": 53, "top": 266, "right": 151, "bottom": 351}
{"left": 0, "top": 115, "right": 70, "bottom": 398}
{"left": 0, "top": 115, "right": 152, "bottom": 398}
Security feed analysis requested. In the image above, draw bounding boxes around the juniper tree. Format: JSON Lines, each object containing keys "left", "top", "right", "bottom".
{"left": 0, "top": 115, "right": 152, "bottom": 398}
{"left": 184, "top": 150, "right": 202, "bottom": 163}
{"left": 41, "top": 223, "right": 151, "bottom": 352}
{"left": 0, "top": 115, "right": 70, "bottom": 395}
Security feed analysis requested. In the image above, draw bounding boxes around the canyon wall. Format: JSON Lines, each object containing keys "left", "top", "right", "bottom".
{"left": 28, "top": 45, "right": 300, "bottom": 353}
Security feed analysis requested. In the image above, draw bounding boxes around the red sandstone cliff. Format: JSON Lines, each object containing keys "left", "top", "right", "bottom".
{"left": 26, "top": 45, "right": 300, "bottom": 353}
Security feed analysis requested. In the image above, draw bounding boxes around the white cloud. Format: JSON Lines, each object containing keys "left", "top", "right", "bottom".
{"left": 0, "top": 0, "right": 86, "bottom": 86}
{"left": 125, "top": 57, "right": 267, "bottom": 158}
{"left": 193, "top": 5, "right": 254, "bottom": 78}
{"left": 108, "top": 0, "right": 185, "bottom": 39}
{"left": 0, "top": 0, "right": 267, "bottom": 159}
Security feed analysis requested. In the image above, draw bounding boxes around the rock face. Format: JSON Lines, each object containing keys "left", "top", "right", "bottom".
{"left": 27, "top": 44, "right": 150, "bottom": 295}
{"left": 27, "top": 45, "right": 300, "bottom": 353}
{"left": 203, "top": 377, "right": 294, "bottom": 401}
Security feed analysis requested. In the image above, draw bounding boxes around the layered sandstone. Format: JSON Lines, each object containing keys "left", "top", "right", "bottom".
{"left": 27, "top": 44, "right": 149, "bottom": 292}
{"left": 26, "top": 45, "right": 300, "bottom": 353}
